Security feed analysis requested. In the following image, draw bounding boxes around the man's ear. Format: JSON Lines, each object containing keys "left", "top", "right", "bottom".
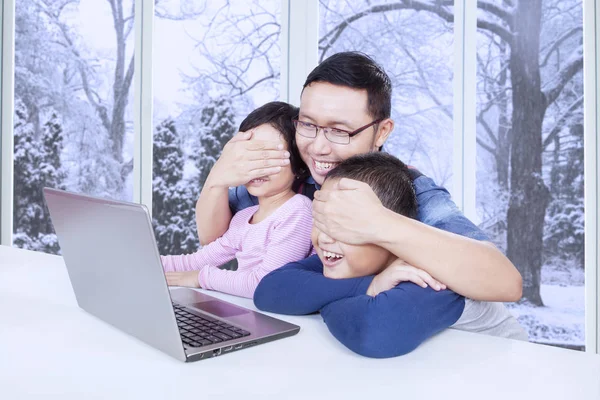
{"left": 374, "top": 118, "right": 394, "bottom": 149}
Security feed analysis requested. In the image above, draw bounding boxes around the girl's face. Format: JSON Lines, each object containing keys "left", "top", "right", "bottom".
{"left": 311, "top": 178, "right": 395, "bottom": 279}
{"left": 244, "top": 124, "right": 295, "bottom": 198}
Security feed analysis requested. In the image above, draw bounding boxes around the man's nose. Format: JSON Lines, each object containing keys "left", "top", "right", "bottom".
{"left": 311, "top": 128, "right": 332, "bottom": 155}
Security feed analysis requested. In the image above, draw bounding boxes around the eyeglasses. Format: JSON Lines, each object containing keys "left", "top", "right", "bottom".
{"left": 292, "top": 119, "right": 382, "bottom": 145}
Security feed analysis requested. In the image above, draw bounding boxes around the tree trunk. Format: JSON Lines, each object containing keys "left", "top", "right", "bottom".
{"left": 108, "top": 0, "right": 135, "bottom": 192}
{"left": 506, "top": 0, "right": 550, "bottom": 306}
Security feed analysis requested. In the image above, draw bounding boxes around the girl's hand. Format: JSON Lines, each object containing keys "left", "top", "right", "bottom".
{"left": 366, "top": 259, "right": 447, "bottom": 297}
{"left": 206, "top": 130, "right": 291, "bottom": 188}
{"left": 165, "top": 271, "right": 201, "bottom": 288}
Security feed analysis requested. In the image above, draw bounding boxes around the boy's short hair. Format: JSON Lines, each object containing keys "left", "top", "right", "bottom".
{"left": 303, "top": 51, "right": 392, "bottom": 121}
{"left": 239, "top": 101, "right": 309, "bottom": 181}
{"left": 325, "top": 153, "right": 417, "bottom": 219}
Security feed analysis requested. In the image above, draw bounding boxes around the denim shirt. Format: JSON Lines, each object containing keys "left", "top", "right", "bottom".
{"left": 228, "top": 173, "right": 489, "bottom": 242}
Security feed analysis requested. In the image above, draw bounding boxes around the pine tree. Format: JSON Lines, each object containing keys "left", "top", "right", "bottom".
{"left": 544, "top": 123, "right": 584, "bottom": 267}
{"left": 186, "top": 97, "right": 238, "bottom": 252}
{"left": 192, "top": 97, "right": 239, "bottom": 187}
{"left": 13, "top": 104, "right": 65, "bottom": 254}
{"left": 152, "top": 118, "right": 197, "bottom": 254}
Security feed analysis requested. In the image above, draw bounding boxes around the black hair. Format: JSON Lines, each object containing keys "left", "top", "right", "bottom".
{"left": 303, "top": 51, "right": 392, "bottom": 121}
{"left": 325, "top": 152, "right": 417, "bottom": 219}
{"left": 238, "top": 101, "right": 309, "bottom": 181}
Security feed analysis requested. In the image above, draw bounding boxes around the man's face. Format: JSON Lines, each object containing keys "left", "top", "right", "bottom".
{"left": 311, "top": 179, "right": 394, "bottom": 279}
{"left": 296, "top": 82, "right": 392, "bottom": 185}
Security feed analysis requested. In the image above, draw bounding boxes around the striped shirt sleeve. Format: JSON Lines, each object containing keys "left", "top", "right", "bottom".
{"left": 198, "top": 198, "right": 314, "bottom": 298}
{"left": 160, "top": 216, "right": 242, "bottom": 273}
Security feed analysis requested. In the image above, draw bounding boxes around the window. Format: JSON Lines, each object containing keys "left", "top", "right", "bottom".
{"left": 13, "top": 0, "right": 135, "bottom": 254}
{"left": 152, "top": 0, "right": 281, "bottom": 255}
{"left": 319, "top": 0, "right": 455, "bottom": 187}
{"left": 476, "top": 0, "right": 584, "bottom": 350}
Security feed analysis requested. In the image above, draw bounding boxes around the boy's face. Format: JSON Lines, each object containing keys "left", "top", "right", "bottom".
{"left": 244, "top": 124, "right": 294, "bottom": 197}
{"left": 311, "top": 179, "right": 394, "bottom": 279}
{"left": 296, "top": 82, "right": 392, "bottom": 185}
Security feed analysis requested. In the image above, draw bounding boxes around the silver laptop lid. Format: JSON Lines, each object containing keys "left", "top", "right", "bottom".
{"left": 43, "top": 187, "right": 186, "bottom": 361}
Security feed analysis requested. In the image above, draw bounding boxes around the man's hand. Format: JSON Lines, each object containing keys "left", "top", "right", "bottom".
{"left": 366, "top": 259, "right": 446, "bottom": 297}
{"left": 312, "top": 178, "right": 388, "bottom": 245}
{"left": 206, "top": 130, "right": 291, "bottom": 188}
{"left": 165, "top": 271, "right": 201, "bottom": 288}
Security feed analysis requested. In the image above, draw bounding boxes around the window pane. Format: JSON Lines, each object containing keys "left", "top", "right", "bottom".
{"left": 152, "top": 1, "right": 281, "bottom": 254}
{"left": 476, "top": 0, "right": 584, "bottom": 350}
{"left": 13, "top": 0, "right": 136, "bottom": 254}
{"left": 319, "top": 0, "right": 454, "bottom": 187}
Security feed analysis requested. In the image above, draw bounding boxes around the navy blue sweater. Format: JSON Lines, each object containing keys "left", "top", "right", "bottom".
{"left": 254, "top": 254, "right": 465, "bottom": 358}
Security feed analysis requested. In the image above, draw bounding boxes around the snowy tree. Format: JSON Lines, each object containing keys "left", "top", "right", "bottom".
{"left": 314, "top": 0, "right": 583, "bottom": 306}
{"left": 182, "top": 1, "right": 280, "bottom": 101}
{"left": 174, "top": 98, "right": 238, "bottom": 253}
{"left": 152, "top": 118, "right": 198, "bottom": 255}
{"left": 13, "top": 102, "right": 66, "bottom": 254}
{"left": 29, "top": 0, "right": 136, "bottom": 195}
{"left": 192, "top": 97, "right": 239, "bottom": 190}
{"left": 544, "top": 123, "right": 584, "bottom": 266}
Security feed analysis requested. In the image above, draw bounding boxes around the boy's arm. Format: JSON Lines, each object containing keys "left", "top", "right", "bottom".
{"left": 320, "top": 283, "right": 465, "bottom": 358}
{"left": 198, "top": 202, "right": 314, "bottom": 298}
{"left": 312, "top": 178, "right": 522, "bottom": 302}
{"left": 253, "top": 254, "right": 373, "bottom": 314}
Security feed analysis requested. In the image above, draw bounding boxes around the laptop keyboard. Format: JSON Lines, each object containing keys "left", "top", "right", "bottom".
{"left": 173, "top": 303, "right": 251, "bottom": 348}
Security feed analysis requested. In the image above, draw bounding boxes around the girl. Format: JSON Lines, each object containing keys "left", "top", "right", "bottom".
{"left": 160, "top": 102, "right": 314, "bottom": 298}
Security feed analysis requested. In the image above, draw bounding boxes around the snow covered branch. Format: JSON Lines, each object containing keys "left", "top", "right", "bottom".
{"left": 319, "top": 0, "right": 514, "bottom": 55}
{"left": 542, "top": 95, "right": 583, "bottom": 150}
{"left": 477, "top": 1, "right": 514, "bottom": 27}
{"left": 540, "top": 27, "right": 583, "bottom": 68}
{"left": 543, "top": 45, "right": 583, "bottom": 107}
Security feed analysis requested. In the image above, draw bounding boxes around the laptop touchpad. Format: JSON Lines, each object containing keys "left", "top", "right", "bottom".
{"left": 191, "top": 301, "right": 250, "bottom": 318}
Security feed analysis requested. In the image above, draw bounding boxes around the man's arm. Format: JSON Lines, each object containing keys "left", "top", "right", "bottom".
{"left": 320, "top": 283, "right": 465, "bottom": 358}
{"left": 375, "top": 176, "right": 522, "bottom": 302}
{"left": 253, "top": 255, "right": 373, "bottom": 314}
{"left": 312, "top": 178, "right": 522, "bottom": 302}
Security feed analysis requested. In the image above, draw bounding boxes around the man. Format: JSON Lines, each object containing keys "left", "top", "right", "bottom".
{"left": 195, "top": 51, "right": 522, "bottom": 303}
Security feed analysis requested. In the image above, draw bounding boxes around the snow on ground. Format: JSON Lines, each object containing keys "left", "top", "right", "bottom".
{"left": 506, "top": 284, "right": 585, "bottom": 350}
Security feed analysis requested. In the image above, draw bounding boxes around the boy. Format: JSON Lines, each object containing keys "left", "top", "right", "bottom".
{"left": 254, "top": 152, "right": 527, "bottom": 358}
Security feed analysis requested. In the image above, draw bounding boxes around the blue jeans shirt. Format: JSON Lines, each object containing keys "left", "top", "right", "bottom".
{"left": 228, "top": 173, "right": 489, "bottom": 242}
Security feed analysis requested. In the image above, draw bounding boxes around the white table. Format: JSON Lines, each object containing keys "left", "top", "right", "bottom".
{"left": 1, "top": 245, "right": 599, "bottom": 400}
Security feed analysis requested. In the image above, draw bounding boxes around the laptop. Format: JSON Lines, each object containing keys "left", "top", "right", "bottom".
{"left": 43, "top": 187, "right": 300, "bottom": 362}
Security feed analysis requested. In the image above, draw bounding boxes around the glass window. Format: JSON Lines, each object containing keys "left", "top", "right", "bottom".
{"left": 476, "top": 0, "right": 584, "bottom": 350}
{"left": 319, "top": 0, "right": 455, "bottom": 187}
{"left": 13, "top": 0, "right": 136, "bottom": 254}
{"left": 152, "top": 0, "right": 281, "bottom": 255}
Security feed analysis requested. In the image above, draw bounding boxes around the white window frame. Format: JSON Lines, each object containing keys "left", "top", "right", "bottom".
{"left": 452, "top": 0, "right": 477, "bottom": 222}
{"left": 133, "top": 0, "right": 153, "bottom": 211}
{"left": 280, "top": 0, "right": 319, "bottom": 106}
{"left": 584, "top": 0, "right": 599, "bottom": 354}
{"left": 0, "top": 0, "right": 14, "bottom": 247}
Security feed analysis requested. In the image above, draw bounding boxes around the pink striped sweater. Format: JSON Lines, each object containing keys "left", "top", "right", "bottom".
{"left": 161, "top": 194, "right": 314, "bottom": 298}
